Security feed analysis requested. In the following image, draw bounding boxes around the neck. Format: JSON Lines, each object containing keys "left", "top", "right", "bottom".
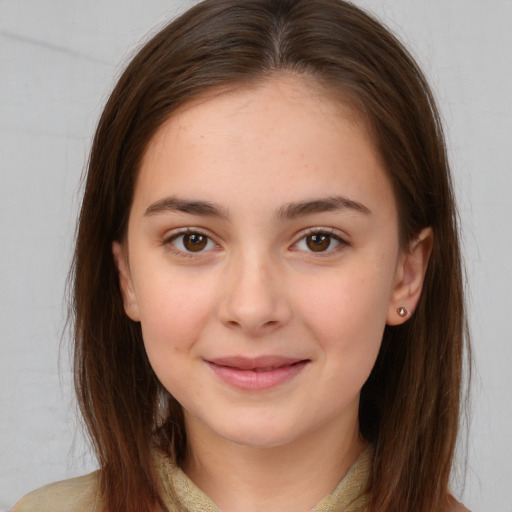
{"left": 182, "top": 415, "right": 365, "bottom": 512}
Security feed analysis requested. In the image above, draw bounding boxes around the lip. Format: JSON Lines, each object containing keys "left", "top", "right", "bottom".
{"left": 205, "top": 356, "right": 310, "bottom": 391}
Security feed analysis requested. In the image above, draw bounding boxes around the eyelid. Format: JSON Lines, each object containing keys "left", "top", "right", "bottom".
{"left": 161, "top": 226, "right": 349, "bottom": 257}
{"left": 162, "top": 227, "right": 221, "bottom": 257}
{"left": 290, "top": 227, "right": 350, "bottom": 254}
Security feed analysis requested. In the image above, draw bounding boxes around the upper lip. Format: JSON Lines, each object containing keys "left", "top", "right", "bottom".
{"left": 205, "top": 356, "right": 308, "bottom": 370}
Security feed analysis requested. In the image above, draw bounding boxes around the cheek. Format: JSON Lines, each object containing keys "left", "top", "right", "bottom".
{"left": 135, "top": 272, "right": 218, "bottom": 405}
{"left": 292, "top": 261, "right": 393, "bottom": 365}
{"left": 134, "top": 269, "right": 217, "bottom": 360}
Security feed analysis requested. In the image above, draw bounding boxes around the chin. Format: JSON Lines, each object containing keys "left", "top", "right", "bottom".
{"left": 215, "top": 420, "right": 303, "bottom": 449}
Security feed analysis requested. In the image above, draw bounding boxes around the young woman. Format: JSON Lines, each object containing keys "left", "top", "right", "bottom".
{"left": 13, "top": 0, "right": 470, "bottom": 511}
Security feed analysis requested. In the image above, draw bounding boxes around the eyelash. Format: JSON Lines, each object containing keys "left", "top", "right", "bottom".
{"left": 291, "top": 228, "right": 349, "bottom": 255}
{"left": 162, "top": 227, "right": 349, "bottom": 257}
{"left": 163, "top": 228, "right": 220, "bottom": 258}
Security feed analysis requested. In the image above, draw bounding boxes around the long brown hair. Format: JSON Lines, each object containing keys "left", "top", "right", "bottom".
{"left": 72, "top": 1, "right": 469, "bottom": 511}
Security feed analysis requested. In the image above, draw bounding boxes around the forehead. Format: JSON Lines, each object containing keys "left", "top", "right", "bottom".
{"left": 146, "top": 74, "right": 365, "bottom": 155}
{"left": 133, "top": 75, "right": 395, "bottom": 221}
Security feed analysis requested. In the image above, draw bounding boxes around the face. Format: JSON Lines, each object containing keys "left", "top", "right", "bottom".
{"left": 114, "top": 76, "right": 430, "bottom": 452}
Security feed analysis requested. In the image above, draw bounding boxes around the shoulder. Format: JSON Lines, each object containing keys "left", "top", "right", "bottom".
{"left": 449, "top": 496, "right": 471, "bottom": 512}
{"left": 11, "top": 471, "right": 102, "bottom": 512}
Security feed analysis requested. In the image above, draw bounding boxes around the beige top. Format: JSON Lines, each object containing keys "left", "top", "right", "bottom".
{"left": 12, "top": 447, "right": 372, "bottom": 512}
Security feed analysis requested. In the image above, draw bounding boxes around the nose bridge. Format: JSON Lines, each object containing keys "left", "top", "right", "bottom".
{"left": 218, "top": 245, "right": 290, "bottom": 335}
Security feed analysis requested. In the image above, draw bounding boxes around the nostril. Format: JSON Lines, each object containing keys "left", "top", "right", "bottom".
{"left": 217, "top": 283, "right": 292, "bottom": 334}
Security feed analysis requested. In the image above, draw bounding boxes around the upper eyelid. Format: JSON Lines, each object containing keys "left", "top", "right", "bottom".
{"left": 289, "top": 228, "right": 350, "bottom": 255}
{"left": 163, "top": 230, "right": 220, "bottom": 258}
{"left": 162, "top": 228, "right": 220, "bottom": 254}
{"left": 292, "top": 227, "right": 349, "bottom": 243}
{"left": 163, "top": 226, "right": 217, "bottom": 242}
{"left": 161, "top": 226, "right": 349, "bottom": 249}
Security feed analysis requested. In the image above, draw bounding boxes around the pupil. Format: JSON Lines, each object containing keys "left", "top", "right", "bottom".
{"left": 184, "top": 233, "right": 207, "bottom": 251}
{"left": 307, "top": 234, "right": 330, "bottom": 252}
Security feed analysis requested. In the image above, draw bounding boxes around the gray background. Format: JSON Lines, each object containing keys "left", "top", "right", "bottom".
{"left": 1, "top": 1, "right": 511, "bottom": 510}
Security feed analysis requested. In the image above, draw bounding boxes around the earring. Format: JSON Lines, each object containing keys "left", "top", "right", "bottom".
{"left": 397, "top": 306, "right": 409, "bottom": 317}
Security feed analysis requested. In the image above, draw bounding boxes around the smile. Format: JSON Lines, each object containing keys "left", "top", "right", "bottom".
{"left": 205, "top": 356, "right": 310, "bottom": 391}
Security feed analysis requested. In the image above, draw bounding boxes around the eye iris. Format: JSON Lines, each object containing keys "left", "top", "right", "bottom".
{"left": 183, "top": 233, "right": 207, "bottom": 252}
{"left": 306, "top": 234, "right": 330, "bottom": 252}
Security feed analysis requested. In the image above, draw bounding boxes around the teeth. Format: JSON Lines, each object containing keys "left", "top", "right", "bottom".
{"left": 253, "top": 366, "right": 277, "bottom": 372}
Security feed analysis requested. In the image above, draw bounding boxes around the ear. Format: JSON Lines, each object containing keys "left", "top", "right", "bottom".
{"left": 386, "top": 227, "right": 433, "bottom": 325}
{"left": 112, "top": 241, "right": 140, "bottom": 322}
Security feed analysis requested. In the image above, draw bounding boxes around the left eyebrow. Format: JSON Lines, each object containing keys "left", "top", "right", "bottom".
{"left": 277, "top": 196, "right": 372, "bottom": 219}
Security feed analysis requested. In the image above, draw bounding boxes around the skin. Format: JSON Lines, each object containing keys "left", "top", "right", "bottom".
{"left": 113, "top": 75, "right": 432, "bottom": 512}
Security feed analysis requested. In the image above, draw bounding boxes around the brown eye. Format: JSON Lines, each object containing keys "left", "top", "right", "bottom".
{"left": 306, "top": 234, "right": 332, "bottom": 252}
{"left": 182, "top": 233, "right": 208, "bottom": 252}
{"left": 293, "top": 231, "right": 345, "bottom": 254}
{"left": 169, "top": 232, "right": 216, "bottom": 254}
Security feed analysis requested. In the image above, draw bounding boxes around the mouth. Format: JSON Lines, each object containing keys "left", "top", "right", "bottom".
{"left": 204, "top": 356, "right": 310, "bottom": 390}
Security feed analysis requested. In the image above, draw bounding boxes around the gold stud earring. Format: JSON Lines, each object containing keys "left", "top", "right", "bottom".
{"left": 397, "top": 306, "right": 409, "bottom": 317}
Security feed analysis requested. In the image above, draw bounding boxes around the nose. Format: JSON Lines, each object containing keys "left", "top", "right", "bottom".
{"left": 217, "top": 251, "right": 292, "bottom": 337}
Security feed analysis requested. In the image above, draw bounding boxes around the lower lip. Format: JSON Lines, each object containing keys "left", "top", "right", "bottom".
{"left": 206, "top": 361, "right": 309, "bottom": 391}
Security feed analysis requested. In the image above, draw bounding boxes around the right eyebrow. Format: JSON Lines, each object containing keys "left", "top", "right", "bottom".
{"left": 144, "top": 196, "right": 230, "bottom": 219}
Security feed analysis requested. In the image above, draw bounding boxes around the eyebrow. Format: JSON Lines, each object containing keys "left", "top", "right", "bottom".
{"left": 144, "top": 195, "right": 371, "bottom": 219}
{"left": 145, "top": 196, "right": 230, "bottom": 218}
{"left": 277, "top": 196, "right": 372, "bottom": 219}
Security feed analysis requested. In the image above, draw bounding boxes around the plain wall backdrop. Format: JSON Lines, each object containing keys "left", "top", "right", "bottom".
{"left": 1, "top": 1, "right": 511, "bottom": 510}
